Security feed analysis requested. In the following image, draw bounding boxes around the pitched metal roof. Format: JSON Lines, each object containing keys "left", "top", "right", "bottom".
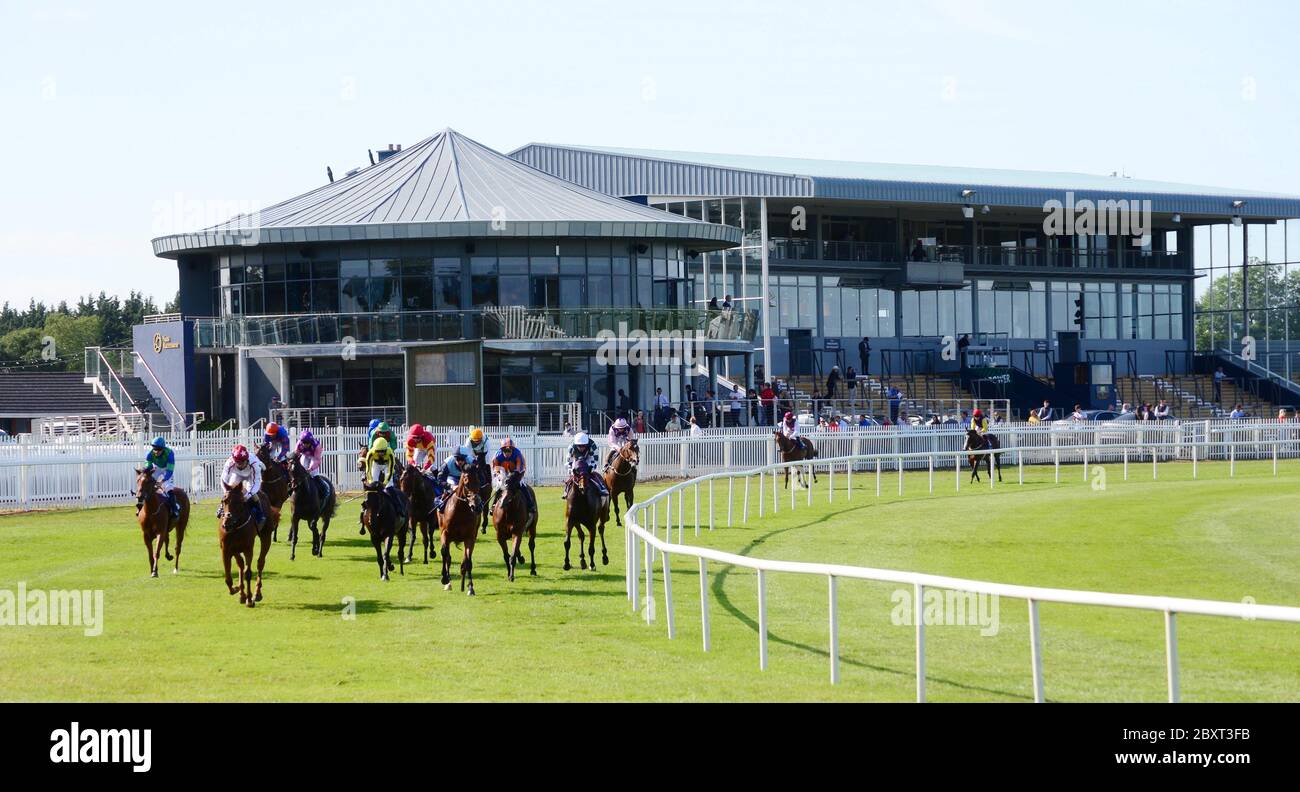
{"left": 152, "top": 129, "right": 739, "bottom": 258}
{"left": 510, "top": 142, "right": 1300, "bottom": 219}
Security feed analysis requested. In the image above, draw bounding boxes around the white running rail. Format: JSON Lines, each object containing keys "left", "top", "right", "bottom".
{"left": 623, "top": 440, "right": 1300, "bottom": 703}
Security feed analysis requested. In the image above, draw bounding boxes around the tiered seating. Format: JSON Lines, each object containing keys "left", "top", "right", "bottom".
{"left": 0, "top": 372, "right": 118, "bottom": 416}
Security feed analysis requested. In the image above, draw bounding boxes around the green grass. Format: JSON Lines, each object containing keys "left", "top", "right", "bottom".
{"left": 1, "top": 459, "right": 1297, "bottom": 702}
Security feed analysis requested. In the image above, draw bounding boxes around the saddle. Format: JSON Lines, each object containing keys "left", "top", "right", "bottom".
{"left": 314, "top": 476, "right": 334, "bottom": 504}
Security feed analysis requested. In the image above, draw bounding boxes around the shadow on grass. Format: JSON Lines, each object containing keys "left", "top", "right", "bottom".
{"left": 709, "top": 502, "right": 1038, "bottom": 702}
{"left": 290, "top": 600, "right": 433, "bottom": 615}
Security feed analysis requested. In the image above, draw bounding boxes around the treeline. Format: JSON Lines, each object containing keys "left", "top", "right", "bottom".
{"left": 0, "top": 292, "right": 179, "bottom": 372}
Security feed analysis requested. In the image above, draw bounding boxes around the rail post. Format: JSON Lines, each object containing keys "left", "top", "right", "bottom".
{"left": 662, "top": 549, "right": 675, "bottom": 639}
{"left": 1165, "top": 611, "right": 1180, "bottom": 703}
{"left": 828, "top": 575, "right": 840, "bottom": 685}
{"left": 699, "top": 557, "right": 710, "bottom": 652}
{"left": 915, "top": 582, "right": 926, "bottom": 703}
{"left": 1029, "top": 599, "right": 1045, "bottom": 703}
{"left": 758, "top": 569, "right": 768, "bottom": 671}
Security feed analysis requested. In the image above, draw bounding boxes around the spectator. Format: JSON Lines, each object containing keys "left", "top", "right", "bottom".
{"left": 1213, "top": 367, "right": 1226, "bottom": 403}
{"left": 562, "top": 422, "right": 574, "bottom": 438}
{"left": 617, "top": 388, "right": 632, "bottom": 417}
{"left": 1120, "top": 402, "right": 1134, "bottom": 416}
{"left": 1154, "top": 400, "right": 1171, "bottom": 420}
{"left": 910, "top": 238, "right": 926, "bottom": 262}
{"left": 689, "top": 416, "right": 703, "bottom": 438}
{"left": 664, "top": 410, "right": 683, "bottom": 432}
{"left": 887, "top": 384, "right": 903, "bottom": 423}
{"left": 634, "top": 411, "right": 647, "bottom": 434}
{"left": 1071, "top": 404, "right": 1086, "bottom": 421}
{"left": 858, "top": 337, "right": 872, "bottom": 375}
{"left": 825, "top": 365, "right": 841, "bottom": 400}
{"left": 896, "top": 409, "right": 910, "bottom": 427}
{"left": 707, "top": 296, "right": 719, "bottom": 311}
{"left": 701, "top": 389, "right": 716, "bottom": 428}
{"left": 1279, "top": 409, "right": 1289, "bottom": 423}
{"left": 268, "top": 393, "right": 283, "bottom": 423}
{"left": 1034, "top": 400, "right": 1052, "bottom": 423}
{"left": 729, "top": 387, "right": 744, "bottom": 427}
{"left": 653, "top": 387, "right": 670, "bottom": 429}
{"left": 747, "top": 388, "right": 759, "bottom": 425}
{"left": 1136, "top": 403, "right": 1150, "bottom": 421}
{"left": 1230, "top": 403, "right": 1247, "bottom": 419}
{"left": 760, "top": 382, "right": 776, "bottom": 426}
{"left": 957, "top": 333, "right": 971, "bottom": 369}
{"left": 845, "top": 366, "right": 857, "bottom": 400}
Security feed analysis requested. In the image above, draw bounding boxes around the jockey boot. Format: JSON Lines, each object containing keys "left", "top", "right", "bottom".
{"left": 250, "top": 500, "right": 265, "bottom": 527}
{"left": 167, "top": 492, "right": 180, "bottom": 518}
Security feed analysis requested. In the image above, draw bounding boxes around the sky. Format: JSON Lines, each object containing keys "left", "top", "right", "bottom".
{"left": 1, "top": 0, "right": 1298, "bottom": 308}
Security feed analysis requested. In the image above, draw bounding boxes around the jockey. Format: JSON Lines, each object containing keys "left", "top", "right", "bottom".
{"left": 969, "top": 409, "right": 990, "bottom": 436}
{"left": 466, "top": 426, "right": 490, "bottom": 461}
{"left": 295, "top": 430, "right": 323, "bottom": 475}
{"left": 490, "top": 436, "right": 535, "bottom": 514}
{"left": 294, "top": 429, "right": 332, "bottom": 504}
{"left": 604, "top": 417, "right": 636, "bottom": 470}
{"left": 368, "top": 421, "right": 396, "bottom": 450}
{"left": 362, "top": 435, "right": 406, "bottom": 524}
{"left": 564, "top": 432, "right": 607, "bottom": 499}
{"left": 405, "top": 423, "right": 436, "bottom": 473}
{"left": 434, "top": 447, "right": 476, "bottom": 512}
{"left": 218, "top": 444, "right": 265, "bottom": 526}
{"left": 263, "top": 422, "right": 291, "bottom": 464}
{"left": 142, "top": 436, "right": 180, "bottom": 518}
{"left": 780, "top": 411, "right": 800, "bottom": 440}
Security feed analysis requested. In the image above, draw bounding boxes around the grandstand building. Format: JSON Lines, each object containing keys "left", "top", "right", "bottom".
{"left": 136, "top": 127, "right": 1300, "bottom": 429}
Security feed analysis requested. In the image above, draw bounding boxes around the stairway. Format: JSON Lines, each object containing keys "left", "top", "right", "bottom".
{"left": 1119, "top": 375, "right": 1274, "bottom": 420}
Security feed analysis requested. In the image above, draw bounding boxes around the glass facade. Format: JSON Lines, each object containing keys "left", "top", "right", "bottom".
{"left": 1194, "top": 219, "right": 1300, "bottom": 356}
{"left": 211, "top": 239, "right": 684, "bottom": 318}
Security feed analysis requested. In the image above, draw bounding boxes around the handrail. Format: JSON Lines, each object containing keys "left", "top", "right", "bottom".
{"left": 623, "top": 438, "right": 1300, "bottom": 702}
{"left": 130, "top": 351, "right": 184, "bottom": 425}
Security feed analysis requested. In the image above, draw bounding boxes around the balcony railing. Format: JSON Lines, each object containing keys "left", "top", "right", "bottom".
{"left": 191, "top": 307, "right": 760, "bottom": 350}
{"left": 768, "top": 237, "right": 1188, "bottom": 271}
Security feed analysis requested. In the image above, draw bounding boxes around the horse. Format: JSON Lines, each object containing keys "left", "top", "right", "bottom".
{"left": 256, "top": 443, "right": 291, "bottom": 540}
{"left": 217, "top": 483, "right": 268, "bottom": 607}
{"left": 773, "top": 431, "right": 819, "bottom": 489}
{"left": 604, "top": 439, "right": 639, "bottom": 528}
{"left": 963, "top": 428, "right": 1003, "bottom": 483}
{"left": 133, "top": 470, "right": 190, "bottom": 577}
{"left": 286, "top": 454, "right": 337, "bottom": 560}
{"left": 361, "top": 479, "right": 403, "bottom": 581}
{"left": 492, "top": 469, "right": 536, "bottom": 581}
{"left": 564, "top": 463, "right": 609, "bottom": 571}
{"left": 398, "top": 462, "right": 438, "bottom": 565}
{"left": 470, "top": 452, "right": 493, "bottom": 535}
{"left": 438, "top": 460, "right": 483, "bottom": 595}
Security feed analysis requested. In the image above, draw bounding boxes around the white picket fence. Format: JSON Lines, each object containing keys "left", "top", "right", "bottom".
{"left": 623, "top": 438, "right": 1300, "bottom": 702}
{"left": 2, "top": 419, "right": 1300, "bottom": 510}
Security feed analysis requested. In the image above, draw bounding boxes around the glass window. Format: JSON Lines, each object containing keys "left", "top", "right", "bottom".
{"left": 415, "top": 350, "right": 477, "bottom": 386}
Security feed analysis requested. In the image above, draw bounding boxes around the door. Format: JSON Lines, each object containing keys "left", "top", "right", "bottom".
{"left": 788, "top": 329, "right": 814, "bottom": 376}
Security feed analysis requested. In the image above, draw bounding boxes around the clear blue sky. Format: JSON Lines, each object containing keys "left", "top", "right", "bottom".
{"left": 2, "top": 0, "right": 1298, "bottom": 307}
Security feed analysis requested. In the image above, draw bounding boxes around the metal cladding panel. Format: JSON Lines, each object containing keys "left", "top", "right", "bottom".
{"left": 812, "top": 177, "right": 1300, "bottom": 218}
{"left": 510, "top": 144, "right": 813, "bottom": 198}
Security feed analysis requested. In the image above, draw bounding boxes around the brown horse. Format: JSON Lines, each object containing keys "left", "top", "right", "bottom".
{"left": 470, "top": 451, "right": 492, "bottom": 535}
{"left": 361, "top": 480, "right": 402, "bottom": 580}
{"left": 217, "top": 483, "right": 266, "bottom": 607}
{"left": 492, "top": 469, "right": 536, "bottom": 581}
{"left": 398, "top": 463, "right": 438, "bottom": 565}
{"left": 438, "top": 460, "right": 483, "bottom": 595}
{"left": 964, "top": 429, "right": 1003, "bottom": 483}
{"left": 256, "top": 443, "right": 290, "bottom": 540}
{"left": 133, "top": 470, "right": 190, "bottom": 577}
{"left": 286, "top": 454, "right": 337, "bottom": 560}
{"left": 564, "top": 464, "right": 609, "bottom": 571}
{"left": 773, "top": 431, "right": 819, "bottom": 489}
{"left": 604, "top": 439, "right": 639, "bottom": 528}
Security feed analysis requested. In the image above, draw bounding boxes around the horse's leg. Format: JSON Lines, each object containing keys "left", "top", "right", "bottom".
{"left": 597, "top": 518, "right": 609, "bottom": 567}
{"left": 243, "top": 550, "right": 256, "bottom": 607}
{"left": 383, "top": 531, "right": 395, "bottom": 574}
{"left": 255, "top": 531, "right": 270, "bottom": 602}
{"left": 172, "top": 518, "right": 185, "bottom": 574}
{"left": 421, "top": 519, "right": 430, "bottom": 565}
{"left": 613, "top": 492, "right": 622, "bottom": 527}
{"left": 499, "top": 534, "right": 513, "bottom": 582}
{"left": 511, "top": 533, "right": 524, "bottom": 581}
{"left": 397, "top": 523, "right": 407, "bottom": 577}
{"left": 563, "top": 522, "right": 573, "bottom": 571}
{"left": 375, "top": 536, "right": 390, "bottom": 581}
{"left": 527, "top": 526, "right": 537, "bottom": 577}
{"left": 142, "top": 530, "right": 157, "bottom": 577}
{"left": 577, "top": 525, "right": 589, "bottom": 571}
{"left": 440, "top": 535, "right": 451, "bottom": 589}
{"left": 463, "top": 542, "right": 475, "bottom": 596}
{"left": 319, "top": 511, "right": 330, "bottom": 557}
{"left": 289, "top": 516, "right": 299, "bottom": 562}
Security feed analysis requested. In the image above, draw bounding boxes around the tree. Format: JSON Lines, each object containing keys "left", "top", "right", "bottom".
{"left": 0, "top": 327, "right": 45, "bottom": 363}
{"left": 43, "top": 314, "right": 103, "bottom": 371}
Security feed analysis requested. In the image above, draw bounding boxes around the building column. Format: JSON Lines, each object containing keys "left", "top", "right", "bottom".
{"left": 760, "top": 197, "right": 772, "bottom": 379}
{"left": 237, "top": 347, "right": 250, "bottom": 429}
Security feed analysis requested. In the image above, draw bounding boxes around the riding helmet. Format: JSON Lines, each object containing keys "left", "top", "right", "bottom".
{"left": 151, "top": 436, "right": 167, "bottom": 449}
{"left": 232, "top": 444, "right": 250, "bottom": 463}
